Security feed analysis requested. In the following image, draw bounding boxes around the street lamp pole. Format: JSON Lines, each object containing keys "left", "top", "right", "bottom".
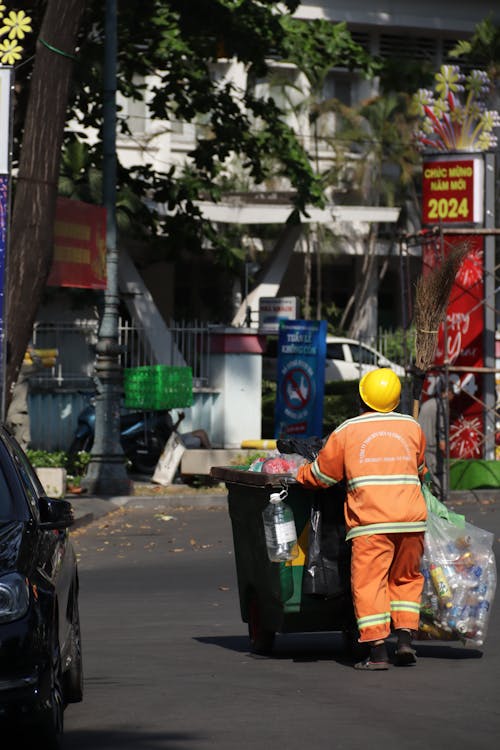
{"left": 82, "top": 0, "right": 131, "bottom": 495}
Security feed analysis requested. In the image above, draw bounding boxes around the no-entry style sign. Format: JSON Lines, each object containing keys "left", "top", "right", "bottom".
{"left": 274, "top": 319, "right": 326, "bottom": 438}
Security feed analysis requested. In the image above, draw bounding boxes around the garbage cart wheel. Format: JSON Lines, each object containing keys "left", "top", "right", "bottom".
{"left": 248, "top": 594, "right": 275, "bottom": 655}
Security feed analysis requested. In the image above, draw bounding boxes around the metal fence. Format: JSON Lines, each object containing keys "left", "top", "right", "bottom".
{"left": 28, "top": 317, "right": 407, "bottom": 392}
{"left": 29, "top": 318, "right": 213, "bottom": 390}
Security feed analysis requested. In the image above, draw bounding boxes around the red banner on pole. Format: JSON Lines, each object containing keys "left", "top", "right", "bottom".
{"left": 47, "top": 198, "right": 107, "bottom": 289}
{"left": 422, "top": 234, "right": 484, "bottom": 458}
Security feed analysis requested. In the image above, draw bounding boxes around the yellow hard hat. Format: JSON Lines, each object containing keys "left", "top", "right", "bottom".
{"left": 359, "top": 368, "right": 401, "bottom": 413}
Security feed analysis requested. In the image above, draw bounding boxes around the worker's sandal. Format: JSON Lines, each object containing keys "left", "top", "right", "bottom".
{"left": 354, "top": 657, "right": 389, "bottom": 671}
{"left": 354, "top": 643, "right": 389, "bottom": 671}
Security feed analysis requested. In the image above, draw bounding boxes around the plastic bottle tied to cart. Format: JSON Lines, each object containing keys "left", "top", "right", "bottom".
{"left": 262, "top": 488, "right": 299, "bottom": 563}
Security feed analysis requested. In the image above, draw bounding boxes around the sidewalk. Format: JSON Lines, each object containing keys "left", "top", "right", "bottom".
{"left": 67, "top": 480, "right": 229, "bottom": 529}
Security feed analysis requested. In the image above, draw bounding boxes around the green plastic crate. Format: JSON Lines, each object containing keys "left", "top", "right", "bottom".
{"left": 123, "top": 365, "right": 193, "bottom": 410}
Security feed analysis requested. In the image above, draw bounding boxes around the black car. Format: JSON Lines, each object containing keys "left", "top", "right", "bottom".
{"left": 0, "top": 425, "right": 83, "bottom": 748}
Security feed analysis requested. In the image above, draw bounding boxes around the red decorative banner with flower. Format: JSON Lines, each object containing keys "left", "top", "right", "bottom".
{"left": 413, "top": 64, "right": 498, "bottom": 460}
{"left": 422, "top": 234, "right": 484, "bottom": 458}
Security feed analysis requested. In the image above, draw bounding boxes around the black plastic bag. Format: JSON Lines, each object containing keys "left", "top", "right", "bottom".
{"left": 276, "top": 436, "right": 324, "bottom": 462}
{"left": 302, "top": 483, "right": 351, "bottom": 598}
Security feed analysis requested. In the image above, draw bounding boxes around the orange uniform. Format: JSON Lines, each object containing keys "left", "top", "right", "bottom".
{"left": 297, "top": 411, "right": 428, "bottom": 642}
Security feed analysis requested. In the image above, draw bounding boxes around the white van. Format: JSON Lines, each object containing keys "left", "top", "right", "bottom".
{"left": 263, "top": 335, "right": 405, "bottom": 382}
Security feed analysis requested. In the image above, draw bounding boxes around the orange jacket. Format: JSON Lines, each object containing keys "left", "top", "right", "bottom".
{"left": 297, "top": 411, "right": 428, "bottom": 540}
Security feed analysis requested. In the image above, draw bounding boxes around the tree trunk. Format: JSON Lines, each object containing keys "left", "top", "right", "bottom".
{"left": 5, "top": 0, "right": 86, "bottom": 409}
{"left": 342, "top": 223, "right": 379, "bottom": 340}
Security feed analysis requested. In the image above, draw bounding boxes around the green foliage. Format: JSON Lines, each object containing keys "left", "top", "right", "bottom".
{"left": 16, "top": 0, "right": 379, "bottom": 275}
{"left": 380, "top": 327, "right": 414, "bottom": 366}
{"left": 449, "top": 18, "right": 500, "bottom": 79}
{"left": 323, "top": 381, "right": 359, "bottom": 433}
{"left": 26, "top": 450, "right": 68, "bottom": 469}
{"left": 26, "top": 449, "right": 92, "bottom": 478}
{"left": 379, "top": 58, "right": 435, "bottom": 95}
{"left": 281, "top": 18, "right": 380, "bottom": 91}
{"left": 68, "top": 451, "right": 92, "bottom": 477}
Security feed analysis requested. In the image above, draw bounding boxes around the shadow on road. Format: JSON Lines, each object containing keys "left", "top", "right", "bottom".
{"left": 196, "top": 633, "right": 484, "bottom": 665}
{"left": 195, "top": 631, "right": 364, "bottom": 664}
{"left": 195, "top": 634, "right": 252, "bottom": 653}
{"left": 414, "top": 642, "right": 484, "bottom": 659}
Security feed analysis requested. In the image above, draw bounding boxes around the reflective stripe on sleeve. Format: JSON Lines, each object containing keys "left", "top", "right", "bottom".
{"left": 311, "top": 459, "right": 339, "bottom": 486}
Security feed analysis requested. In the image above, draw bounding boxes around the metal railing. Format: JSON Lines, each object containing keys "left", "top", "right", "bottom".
{"left": 29, "top": 318, "right": 213, "bottom": 390}
{"left": 29, "top": 316, "right": 406, "bottom": 391}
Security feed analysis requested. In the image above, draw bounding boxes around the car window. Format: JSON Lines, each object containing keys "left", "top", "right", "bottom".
{"left": 326, "top": 343, "right": 345, "bottom": 360}
{"left": 351, "top": 344, "right": 378, "bottom": 366}
{"left": 4, "top": 437, "right": 43, "bottom": 520}
{"left": 0, "top": 461, "right": 18, "bottom": 520}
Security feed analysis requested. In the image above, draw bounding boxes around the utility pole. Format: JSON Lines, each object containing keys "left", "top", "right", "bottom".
{"left": 82, "top": 0, "right": 131, "bottom": 495}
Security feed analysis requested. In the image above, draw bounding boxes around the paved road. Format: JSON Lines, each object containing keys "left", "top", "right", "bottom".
{"left": 64, "top": 497, "right": 500, "bottom": 750}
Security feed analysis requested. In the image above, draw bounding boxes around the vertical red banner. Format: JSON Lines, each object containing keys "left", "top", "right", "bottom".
{"left": 47, "top": 198, "right": 107, "bottom": 289}
{"left": 422, "top": 236, "right": 484, "bottom": 458}
{"left": 421, "top": 153, "right": 486, "bottom": 458}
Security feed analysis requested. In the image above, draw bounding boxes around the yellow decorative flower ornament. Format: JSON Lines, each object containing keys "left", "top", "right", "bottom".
{"left": 0, "top": 7, "right": 32, "bottom": 64}
{"left": 0, "top": 38, "right": 22, "bottom": 65}
{"left": 0, "top": 9, "right": 32, "bottom": 40}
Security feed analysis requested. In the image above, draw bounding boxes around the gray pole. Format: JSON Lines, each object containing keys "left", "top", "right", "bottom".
{"left": 82, "top": 0, "right": 131, "bottom": 495}
{"left": 483, "top": 152, "right": 496, "bottom": 460}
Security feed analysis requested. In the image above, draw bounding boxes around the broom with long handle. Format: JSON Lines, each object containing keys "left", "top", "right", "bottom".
{"left": 412, "top": 241, "right": 470, "bottom": 419}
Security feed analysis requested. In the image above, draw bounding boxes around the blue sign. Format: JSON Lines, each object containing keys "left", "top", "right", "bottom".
{"left": 274, "top": 319, "right": 327, "bottom": 438}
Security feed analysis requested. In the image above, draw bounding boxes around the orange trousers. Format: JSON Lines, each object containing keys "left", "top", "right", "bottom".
{"left": 350, "top": 532, "right": 425, "bottom": 642}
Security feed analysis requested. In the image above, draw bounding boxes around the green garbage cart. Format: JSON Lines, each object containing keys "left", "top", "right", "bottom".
{"left": 210, "top": 466, "right": 355, "bottom": 655}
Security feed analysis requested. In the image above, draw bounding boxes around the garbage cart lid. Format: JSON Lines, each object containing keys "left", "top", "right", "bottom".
{"left": 210, "top": 465, "right": 297, "bottom": 488}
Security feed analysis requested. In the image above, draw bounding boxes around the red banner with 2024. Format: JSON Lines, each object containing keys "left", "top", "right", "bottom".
{"left": 422, "top": 234, "right": 484, "bottom": 458}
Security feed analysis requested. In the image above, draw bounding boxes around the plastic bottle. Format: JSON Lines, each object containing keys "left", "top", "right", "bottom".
{"left": 455, "top": 535, "right": 472, "bottom": 550}
{"left": 262, "top": 489, "right": 298, "bottom": 563}
{"left": 429, "top": 564, "right": 453, "bottom": 609}
{"left": 447, "top": 583, "right": 471, "bottom": 632}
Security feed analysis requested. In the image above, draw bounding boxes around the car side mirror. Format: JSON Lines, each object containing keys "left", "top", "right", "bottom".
{"left": 38, "top": 496, "right": 75, "bottom": 529}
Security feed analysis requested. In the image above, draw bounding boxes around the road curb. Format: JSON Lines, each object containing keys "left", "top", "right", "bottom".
{"left": 72, "top": 512, "right": 96, "bottom": 529}
{"left": 126, "top": 494, "right": 228, "bottom": 509}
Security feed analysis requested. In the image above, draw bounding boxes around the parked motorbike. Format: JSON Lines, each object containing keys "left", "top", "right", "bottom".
{"left": 68, "top": 400, "right": 173, "bottom": 475}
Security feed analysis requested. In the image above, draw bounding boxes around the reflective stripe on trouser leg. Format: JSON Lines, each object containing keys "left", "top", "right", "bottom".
{"left": 388, "top": 532, "right": 425, "bottom": 631}
{"left": 351, "top": 534, "right": 395, "bottom": 642}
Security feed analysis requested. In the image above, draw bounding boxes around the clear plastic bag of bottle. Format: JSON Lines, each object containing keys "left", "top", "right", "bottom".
{"left": 419, "top": 510, "right": 497, "bottom": 646}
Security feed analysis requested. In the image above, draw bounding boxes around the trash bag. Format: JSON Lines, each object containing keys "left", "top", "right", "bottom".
{"left": 302, "top": 482, "right": 351, "bottom": 599}
{"left": 421, "top": 482, "right": 465, "bottom": 527}
{"left": 276, "top": 437, "right": 324, "bottom": 462}
{"left": 247, "top": 451, "right": 306, "bottom": 475}
{"left": 419, "top": 509, "right": 497, "bottom": 646}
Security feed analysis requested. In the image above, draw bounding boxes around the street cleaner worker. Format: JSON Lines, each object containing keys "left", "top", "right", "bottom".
{"left": 296, "top": 368, "right": 428, "bottom": 670}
